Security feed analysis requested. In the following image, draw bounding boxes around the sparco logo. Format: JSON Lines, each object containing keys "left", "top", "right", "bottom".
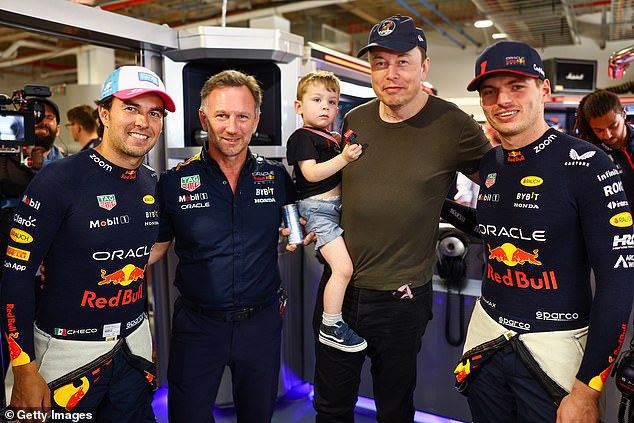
{"left": 499, "top": 317, "right": 530, "bottom": 331}
{"left": 535, "top": 311, "right": 579, "bottom": 321}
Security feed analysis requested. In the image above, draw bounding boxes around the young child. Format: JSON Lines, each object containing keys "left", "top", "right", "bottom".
{"left": 286, "top": 70, "right": 365, "bottom": 352}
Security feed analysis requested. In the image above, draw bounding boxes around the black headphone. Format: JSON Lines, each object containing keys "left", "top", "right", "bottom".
{"left": 436, "top": 230, "right": 469, "bottom": 289}
{"left": 436, "top": 230, "right": 470, "bottom": 347}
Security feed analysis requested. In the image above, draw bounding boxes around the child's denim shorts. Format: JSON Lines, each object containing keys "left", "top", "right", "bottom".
{"left": 297, "top": 196, "right": 344, "bottom": 249}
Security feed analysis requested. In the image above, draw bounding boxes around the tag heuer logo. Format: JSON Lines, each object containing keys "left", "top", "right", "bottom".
{"left": 97, "top": 194, "right": 117, "bottom": 210}
{"left": 485, "top": 173, "right": 496, "bottom": 188}
{"left": 181, "top": 175, "right": 201, "bottom": 192}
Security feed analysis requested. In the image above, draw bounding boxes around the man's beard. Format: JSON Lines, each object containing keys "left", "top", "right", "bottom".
{"left": 36, "top": 132, "right": 55, "bottom": 150}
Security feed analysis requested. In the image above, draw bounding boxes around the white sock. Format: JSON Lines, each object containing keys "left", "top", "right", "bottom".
{"left": 322, "top": 312, "right": 342, "bottom": 326}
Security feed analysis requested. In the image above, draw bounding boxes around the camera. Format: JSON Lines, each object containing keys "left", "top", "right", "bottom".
{"left": 0, "top": 84, "right": 52, "bottom": 152}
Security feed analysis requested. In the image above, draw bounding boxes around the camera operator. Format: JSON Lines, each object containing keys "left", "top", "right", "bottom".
{"left": 27, "top": 98, "right": 64, "bottom": 170}
{"left": 0, "top": 98, "right": 64, "bottom": 280}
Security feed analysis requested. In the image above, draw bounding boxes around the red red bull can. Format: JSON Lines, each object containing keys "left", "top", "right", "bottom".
{"left": 283, "top": 203, "right": 303, "bottom": 245}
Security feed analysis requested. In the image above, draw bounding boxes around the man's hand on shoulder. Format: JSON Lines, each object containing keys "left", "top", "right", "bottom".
{"left": 556, "top": 379, "right": 600, "bottom": 423}
{"left": 11, "top": 361, "right": 51, "bottom": 420}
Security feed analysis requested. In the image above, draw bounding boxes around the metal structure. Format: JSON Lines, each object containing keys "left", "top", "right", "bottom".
{"left": 1, "top": 0, "right": 633, "bottom": 89}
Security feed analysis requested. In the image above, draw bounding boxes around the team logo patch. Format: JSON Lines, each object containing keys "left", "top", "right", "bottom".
{"left": 21, "top": 195, "right": 40, "bottom": 210}
{"left": 507, "top": 151, "right": 525, "bottom": 163}
{"left": 485, "top": 173, "right": 496, "bottom": 188}
{"left": 138, "top": 71, "right": 159, "bottom": 86}
{"left": 521, "top": 176, "right": 543, "bottom": 187}
{"left": 121, "top": 170, "right": 136, "bottom": 180}
{"left": 181, "top": 175, "right": 201, "bottom": 192}
{"left": 6, "top": 246, "right": 30, "bottom": 261}
{"left": 378, "top": 20, "right": 396, "bottom": 36}
{"left": 610, "top": 212, "right": 633, "bottom": 227}
{"left": 565, "top": 149, "right": 595, "bottom": 167}
{"left": 97, "top": 194, "right": 117, "bottom": 211}
{"left": 9, "top": 228, "right": 32, "bottom": 244}
{"left": 253, "top": 171, "right": 275, "bottom": 184}
{"left": 505, "top": 56, "right": 526, "bottom": 66}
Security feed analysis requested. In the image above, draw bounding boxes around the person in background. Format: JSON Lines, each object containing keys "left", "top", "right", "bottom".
{"left": 66, "top": 104, "right": 101, "bottom": 151}
{"left": 27, "top": 98, "right": 65, "bottom": 169}
{"left": 573, "top": 89, "right": 634, "bottom": 208}
{"left": 312, "top": 14, "right": 491, "bottom": 422}
{"left": 449, "top": 40, "right": 633, "bottom": 423}
{"left": 149, "top": 69, "right": 298, "bottom": 423}
{"left": 1, "top": 65, "right": 174, "bottom": 422}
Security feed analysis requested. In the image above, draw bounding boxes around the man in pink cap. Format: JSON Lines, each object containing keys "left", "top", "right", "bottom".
{"left": 1, "top": 65, "right": 174, "bottom": 422}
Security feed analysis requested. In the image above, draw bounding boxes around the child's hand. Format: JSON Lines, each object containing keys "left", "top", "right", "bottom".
{"left": 342, "top": 143, "right": 362, "bottom": 163}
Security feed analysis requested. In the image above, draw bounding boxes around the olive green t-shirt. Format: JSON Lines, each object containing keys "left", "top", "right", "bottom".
{"left": 341, "top": 96, "right": 490, "bottom": 290}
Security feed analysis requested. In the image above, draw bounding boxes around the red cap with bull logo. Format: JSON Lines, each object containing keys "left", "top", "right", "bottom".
{"left": 98, "top": 66, "right": 176, "bottom": 112}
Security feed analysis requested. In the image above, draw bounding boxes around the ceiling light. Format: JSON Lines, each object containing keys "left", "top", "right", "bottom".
{"left": 492, "top": 33, "right": 508, "bottom": 39}
{"left": 474, "top": 20, "right": 493, "bottom": 28}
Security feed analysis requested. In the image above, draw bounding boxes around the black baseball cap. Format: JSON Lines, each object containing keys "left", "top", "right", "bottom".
{"left": 357, "top": 15, "right": 427, "bottom": 58}
{"left": 28, "top": 98, "right": 60, "bottom": 123}
{"left": 467, "top": 41, "right": 546, "bottom": 92}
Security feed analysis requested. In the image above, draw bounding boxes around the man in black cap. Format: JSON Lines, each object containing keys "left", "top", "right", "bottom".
{"left": 26, "top": 98, "right": 65, "bottom": 169}
{"left": 311, "top": 14, "right": 491, "bottom": 422}
{"left": 451, "top": 40, "right": 633, "bottom": 422}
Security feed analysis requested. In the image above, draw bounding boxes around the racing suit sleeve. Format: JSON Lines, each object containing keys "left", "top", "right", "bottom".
{"left": 156, "top": 172, "right": 174, "bottom": 244}
{"left": 1, "top": 164, "right": 67, "bottom": 366}
{"left": 441, "top": 199, "right": 481, "bottom": 239}
{"left": 574, "top": 152, "right": 634, "bottom": 390}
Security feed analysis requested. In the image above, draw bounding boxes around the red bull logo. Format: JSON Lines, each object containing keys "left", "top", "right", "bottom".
{"left": 488, "top": 243, "right": 542, "bottom": 266}
{"left": 4, "top": 332, "right": 30, "bottom": 366}
{"left": 81, "top": 283, "right": 144, "bottom": 309}
{"left": 454, "top": 359, "right": 471, "bottom": 383}
{"left": 54, "top": 376, "right": 89, "bottom": 411}
{"left": 588, "top": 361, "right": 614, "bottom": 391}
{"left": 487, "top": 264, "right": 558, "bottom": 290}
{"left": 98, "top": 264, "right": 146, "bottom": 286}
{"left": 507, "top": 151, "right": 525, "bottom": 162}
{"left": 120, "top": 170, "right": 137, "bottom": 180}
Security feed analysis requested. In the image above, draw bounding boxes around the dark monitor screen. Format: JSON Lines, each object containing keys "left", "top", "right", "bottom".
{"left": 182, "top": 60, "right": 281, "bottom": 147}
